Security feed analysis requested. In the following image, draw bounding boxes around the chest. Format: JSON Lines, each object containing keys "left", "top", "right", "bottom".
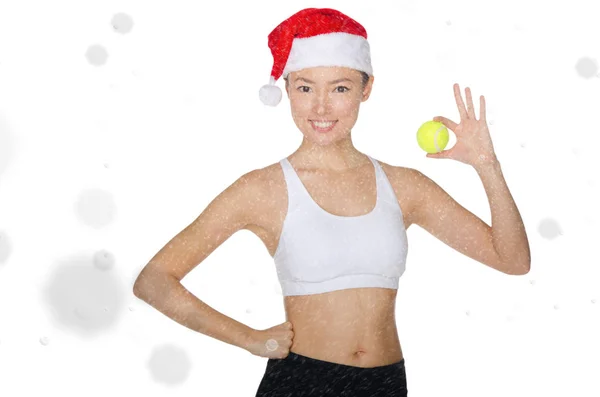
{"left": 246, "top": 162, "right": 415, "bottom": 258}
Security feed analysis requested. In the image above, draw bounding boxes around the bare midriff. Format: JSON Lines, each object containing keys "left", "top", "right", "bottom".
{"left": 283, "top": 286, "right": 404, "bottom": 368}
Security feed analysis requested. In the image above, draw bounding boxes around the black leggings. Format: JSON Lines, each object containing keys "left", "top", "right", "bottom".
{"left": 255, "top": 351, "right": 408, "bottom": 397}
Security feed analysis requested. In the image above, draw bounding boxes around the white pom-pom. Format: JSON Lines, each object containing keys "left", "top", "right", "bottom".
{"left": 259, "top": 77, "right": 282, "bottom": 106}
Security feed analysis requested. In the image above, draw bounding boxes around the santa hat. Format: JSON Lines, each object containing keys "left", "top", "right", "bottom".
{"left": 259, "top": 8, "right": 373, "bottom": 106}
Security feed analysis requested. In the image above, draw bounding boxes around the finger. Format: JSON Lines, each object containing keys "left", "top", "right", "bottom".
{"left": 454, "top": 83, "right": 468, "bottom": 120}
{"left": 426, "top": 153, "right": 445, "bottom": 159}
{"left": 479, "top": 95, "right": 486, "bottom": 122}
{"left": 426, "top": 150, "right": 449, "bottom": 159}
{"left": 433, "top": 116, "right": 457, "bottom": 131}
{"left": 465, "top": 87, "right": 475, "bottom": 119}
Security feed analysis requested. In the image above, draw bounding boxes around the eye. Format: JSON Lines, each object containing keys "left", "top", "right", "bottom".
{"left": 296, "top": 86, "right": 350, "bottom": 93}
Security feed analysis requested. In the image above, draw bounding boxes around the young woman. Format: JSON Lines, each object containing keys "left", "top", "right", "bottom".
{"left": 133, "top": 8, "right": 531, "bottom": 397}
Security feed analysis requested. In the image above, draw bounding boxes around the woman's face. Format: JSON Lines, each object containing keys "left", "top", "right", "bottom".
{"left": 285, "top": 66, "right": 374, "bottom": 145}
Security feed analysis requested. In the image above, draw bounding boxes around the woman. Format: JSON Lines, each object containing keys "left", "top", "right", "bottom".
{"left": 133, "top": 8, "right": 531, "bottom": 397}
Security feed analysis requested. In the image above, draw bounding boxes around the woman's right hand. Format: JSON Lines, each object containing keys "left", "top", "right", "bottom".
{"left": 246, "top": 321, "right": 295, "bottom": 359}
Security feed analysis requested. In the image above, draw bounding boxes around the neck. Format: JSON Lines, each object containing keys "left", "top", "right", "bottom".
{"left": 290, "top": 135, "right": 367, "bottom": 172}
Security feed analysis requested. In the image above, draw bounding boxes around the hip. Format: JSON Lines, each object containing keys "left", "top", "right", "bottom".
{"left": 255, "top": 351, "right": 407, "bottom": 397}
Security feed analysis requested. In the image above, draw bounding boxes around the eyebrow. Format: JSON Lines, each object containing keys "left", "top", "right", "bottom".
{"left": 294, "top": 77, "right": 354, "bottom": 84}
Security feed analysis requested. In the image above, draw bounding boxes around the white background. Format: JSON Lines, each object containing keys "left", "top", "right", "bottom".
{"left": 0, "top": 0, "right": 598, "bottom": 396}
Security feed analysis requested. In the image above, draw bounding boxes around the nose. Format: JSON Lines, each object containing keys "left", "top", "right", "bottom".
{"left": 313, "top": 91, "right": 332, "bottom": 115}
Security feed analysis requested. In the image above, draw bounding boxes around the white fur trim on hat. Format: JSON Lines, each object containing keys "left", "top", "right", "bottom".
{"left": 282, "top": 32, "right": 373, "bottom": 79}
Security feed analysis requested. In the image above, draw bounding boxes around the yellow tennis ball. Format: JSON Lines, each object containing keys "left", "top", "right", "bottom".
{"left": 416, "top": 121, "right": 450, "bottom": 153}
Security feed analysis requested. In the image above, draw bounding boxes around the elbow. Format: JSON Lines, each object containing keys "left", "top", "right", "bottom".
{"left": 132, "top": 273, "right": 154, "bottom": 299}
{"left": 497, "top": 250, "right": 531, "bottom": 276}
{"left": 517, "top": 265, "right": 531, "bottom": 275}
{"left": 515, "top": 257, "right": 531, "bottom": 275}
{"left": 132, "top": 271, "right": 176, "bottom": 299}
{"left": 506, "top": 262, "right": 531, "bottom": 276}
{"left": 133, "top": 280, "right": 147, "bottom": 299}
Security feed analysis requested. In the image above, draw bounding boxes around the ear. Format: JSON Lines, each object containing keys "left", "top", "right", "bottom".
{"left": 361, "top": 76, "right": 374, "bottom": 101}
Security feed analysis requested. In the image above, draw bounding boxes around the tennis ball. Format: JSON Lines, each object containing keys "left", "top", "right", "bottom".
{"left": 416, "top": 121, "right": 450, "bottom": 153}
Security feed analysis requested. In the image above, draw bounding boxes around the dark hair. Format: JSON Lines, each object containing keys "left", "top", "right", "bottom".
{"left": 358, "top": 71, "right": 370, "bottom": 88}
{"left": 284, "top": 70, "right": 370, "bottom": 90}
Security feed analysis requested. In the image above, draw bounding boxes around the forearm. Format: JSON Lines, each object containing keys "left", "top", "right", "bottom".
{"left": 133, "top": 274, "right": 253, "bottom": 351}
{"left": 475, "top": 158, "right": 531, "bottom": 274}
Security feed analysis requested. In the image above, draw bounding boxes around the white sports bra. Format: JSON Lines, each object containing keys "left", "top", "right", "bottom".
{"left": 273, "top": 155, "right": 408, "bottom": 296}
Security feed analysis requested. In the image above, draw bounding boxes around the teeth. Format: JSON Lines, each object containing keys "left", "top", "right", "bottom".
{"left": 312, "top": 121, "right": 336, "bottom": 128}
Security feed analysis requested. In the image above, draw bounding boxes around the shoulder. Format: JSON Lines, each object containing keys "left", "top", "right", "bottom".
{"left": 376, "top": 161, "right": 460, "bottom": 227}
{"left": 211, "top": 165, "right": 276, "bottom": 222}
{"left": 204, "top": 167, "right": 267, "bottom": 229}
{"left": 246, "top": 160, "right": 284, "bottom": 192}
{"left": 373, "top": 158, "right": 420, "bottom": 191}
{"left": 232, "top": 161, "right": 286, "bottom": 226}
{"left": 233, "top": 163, "right": 278, "bottom": 201}
{"left": 373, "top": 158, "right": 425, "bottom": 227}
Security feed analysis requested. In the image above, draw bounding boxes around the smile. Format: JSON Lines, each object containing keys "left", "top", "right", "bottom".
{"left": 310, "top": 120, "right": 337, "bottom": 132}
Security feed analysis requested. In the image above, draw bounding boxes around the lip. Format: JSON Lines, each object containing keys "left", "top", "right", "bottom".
{"left": 310, "top": 120, "right": 337, "bottom": 133}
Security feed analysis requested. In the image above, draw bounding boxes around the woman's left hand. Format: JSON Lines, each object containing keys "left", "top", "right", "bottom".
{"left": 427, "top": 83, "right": 498, "bottom": 168}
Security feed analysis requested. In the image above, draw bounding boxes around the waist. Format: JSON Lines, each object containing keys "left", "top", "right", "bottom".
{"left": 289, "top": 326, "right": 403, "bottom": 368}
{"left": 284, "top": 287, "right": 402, "bottom": 367}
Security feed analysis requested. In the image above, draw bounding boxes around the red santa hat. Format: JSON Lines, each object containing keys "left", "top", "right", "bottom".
{"left": 259, "top": 8, "right": 373, "bottom": 106}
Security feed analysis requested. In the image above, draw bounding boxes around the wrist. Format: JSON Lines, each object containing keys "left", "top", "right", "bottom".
{"left": 242, "top": 327, "right": 256, "bottom": 352}
{"left": 474, "top": 155, "right": 500, "bottom": 173}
